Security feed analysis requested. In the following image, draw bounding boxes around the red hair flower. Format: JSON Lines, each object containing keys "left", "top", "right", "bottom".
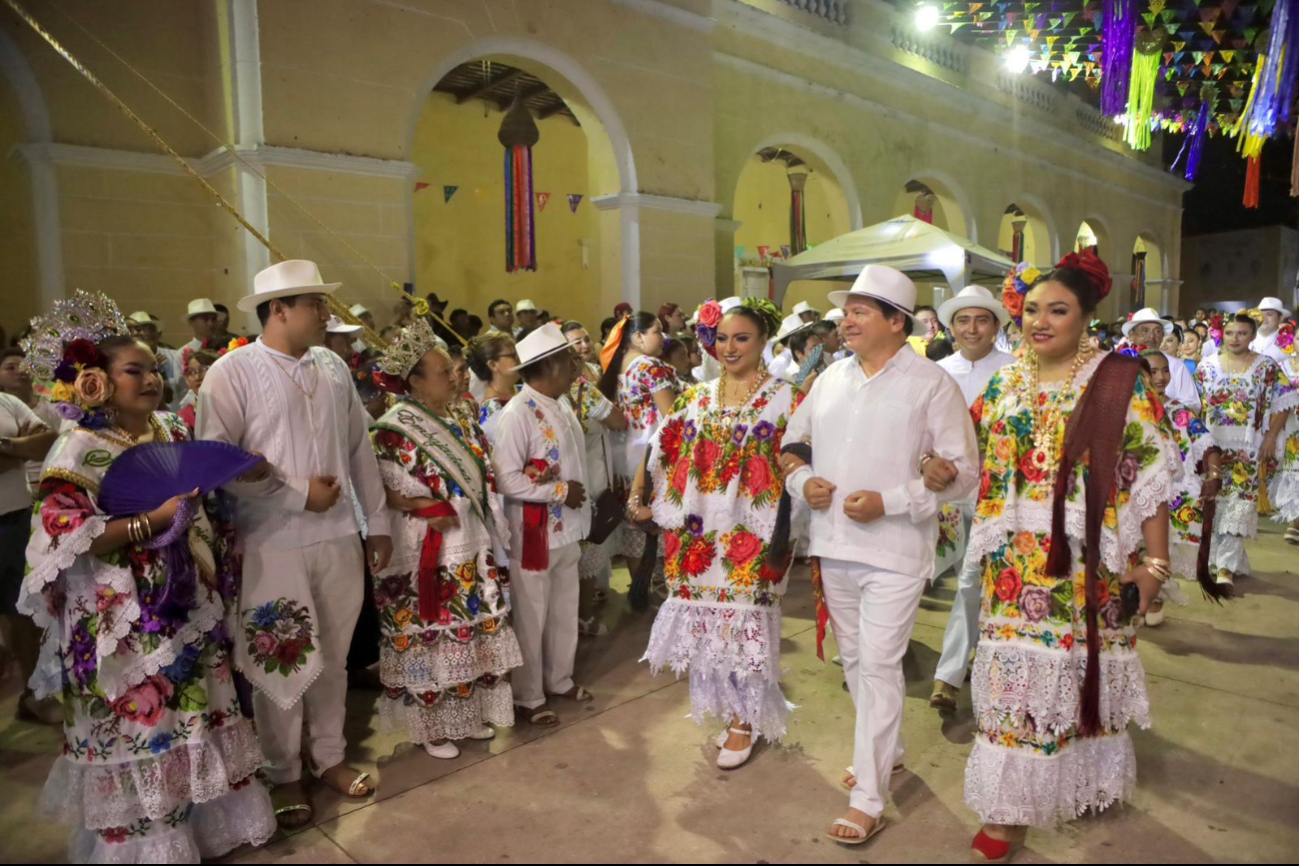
{"left": 1055, "top": 248, "right": 1112, "bottom": 300}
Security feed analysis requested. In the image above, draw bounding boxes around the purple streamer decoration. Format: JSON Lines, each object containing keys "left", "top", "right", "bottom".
{"left": 1185, "top": 101, "right": 1210, "bottom": 182}
{"left": 1100, "top": 0, "right": 1137, "bottom": 117}
{"left": 1245, "top": 0, "right": 1299, "bottom": 140}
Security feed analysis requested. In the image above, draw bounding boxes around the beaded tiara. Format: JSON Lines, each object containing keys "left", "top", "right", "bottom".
{"left": 379, "top": 317, "right": 447, "bottom": 379}
{"left": 22, "top": 290, "right": 129, "bottom": 380}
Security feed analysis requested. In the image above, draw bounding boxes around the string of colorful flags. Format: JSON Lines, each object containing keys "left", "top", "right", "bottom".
{"left": 415, "top": 182, "right": 586, "bottom": 212}
{"left": 929, "top": 0, "right": 1299, "bottom": 204}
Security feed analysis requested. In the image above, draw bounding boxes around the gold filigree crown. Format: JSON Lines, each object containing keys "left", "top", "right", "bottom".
{"left": 379, "top": 317, "right": 447, "bottom": 379}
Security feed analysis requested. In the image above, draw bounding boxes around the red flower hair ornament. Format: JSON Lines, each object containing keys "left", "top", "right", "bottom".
{"left": 1054, "top": 248, "right": 1112, "bottom": 301}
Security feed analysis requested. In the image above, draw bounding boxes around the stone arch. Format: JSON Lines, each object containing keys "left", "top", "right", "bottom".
{"left": 747, "top": 132, "right": 863, "bottom": 230}
{"left": 892, "top": 168, "right": 977, "bottom": 242}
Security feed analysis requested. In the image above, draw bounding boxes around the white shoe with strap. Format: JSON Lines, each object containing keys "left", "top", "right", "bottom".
{"left": 716, "top": 727, "right": 754, "bottom": 769}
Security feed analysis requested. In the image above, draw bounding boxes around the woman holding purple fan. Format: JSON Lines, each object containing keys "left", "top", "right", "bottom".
{"left": 628, "top": 299, "right": 801, "bottom": 771}
{"left": 19, "top": 292, "right": 274, "bottom": 863}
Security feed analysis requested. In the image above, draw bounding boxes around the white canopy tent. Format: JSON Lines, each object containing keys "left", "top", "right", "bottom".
{"left": 771, "top": 215, "right": 1015, "bottom": 307}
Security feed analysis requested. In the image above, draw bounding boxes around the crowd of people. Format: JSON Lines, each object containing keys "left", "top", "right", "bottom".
{"left": 0, "top": 251, "right": 1293, "bottom": 863}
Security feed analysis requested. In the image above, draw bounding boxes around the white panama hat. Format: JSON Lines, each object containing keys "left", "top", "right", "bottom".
{"left": 1121, "top": 307, "right": 1174, "bottom": 338}
{"left": 508, "top": 321, "right": 574, "bottom": 372}
{"left": 187, "top": 298, "right": 218, "bottom": 319}
{"left": 771, "top": 312, "right": 815, "bottom": 345}
{"left": 327, "top": 315, "right": 362, "bottom": 335}
{"left": 1259, "top": 296, "right": 1293, "bottom": 317}
{"left": 938, "top": 285, "right": 1010, "bottom": 329}
{"left": 237, "top": 260, "right": 341, "bottom": 313}
{"left": 827, "top": 265, "right": 917, "bottom": 320}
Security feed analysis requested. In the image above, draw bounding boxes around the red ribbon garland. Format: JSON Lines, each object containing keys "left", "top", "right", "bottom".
{"left": 414, "top": 502, "right": 457, "bottom": 623}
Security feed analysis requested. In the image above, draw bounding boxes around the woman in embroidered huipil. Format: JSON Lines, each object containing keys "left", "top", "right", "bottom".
{"left": 1267, "top": 348, "right": 1299, "bottom": 544}
{"left": 1137, "top": 349, "right": 1222, "bottom": 624}
{"left": 20, "top": 294, "right": 275, "bottom": 862}
{"left": 629, "top": 301, "right": 799, "bottom": 771}
{"left": 962, "top": 254, "right": 1177, "bottom": 861}
{"left": 370, "top": 321, "right": 522, "bottom": 760}
{"left": 599, "top": 312, "right": 679, "bottom": 575}
{"left": 1194, "top": 315, "right": 1295, "bottom": 585}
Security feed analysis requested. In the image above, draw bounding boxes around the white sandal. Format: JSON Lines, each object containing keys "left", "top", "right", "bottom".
{"left": 716, "top": 727, "right": 753, "bottom": 770}
{"left": 423, "top": 740, "right": 461, "bottom": 760}
{"left": 827, "top": 815, "right": 886, "bottom": 846}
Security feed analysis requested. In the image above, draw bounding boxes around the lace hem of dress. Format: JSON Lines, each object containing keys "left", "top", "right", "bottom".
{"left": 42, "top": 719, "right": 265, "bottom": 831}
{"left": 1269, "top": 471, "right": 1299, "bottom": 523}
{"left": 379, "top": 627, "right": 523, "bottom": 692}
{"left": 1206, "top": 425, "right": 1259, "bottom": 450}
{"left": 1170, "top": 541, "right": 1200, "bottom": 581}
{"left": 641, "top": 599, "right": 790, "bottom": 741}
{"left": 970, "top": 642, "right": 1150, "bottom": 738}
{"left": 968, "top": 466, "right": 1170, "bottom": 575}
{"left": 963, "top": 733, "right": 1137, "bottom": 828}
{"left": 378, "top": 678, "right": 516, "bottom": 743}
{"left": 1214, "top": 496, "right": 1260, "bottom": 537}
{"left": 378, "top": 459, "right": 430, "bottom": 501}
{"left": 68, "top": 779, "right": 275, "bottom": 864}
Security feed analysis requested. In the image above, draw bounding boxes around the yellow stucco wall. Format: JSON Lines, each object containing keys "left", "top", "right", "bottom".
{"left": 0, "top": 74, "right": 37, "bottom": 335}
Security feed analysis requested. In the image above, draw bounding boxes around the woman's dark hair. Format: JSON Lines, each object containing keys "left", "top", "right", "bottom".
{"left": 658, "top": 303, "right": 682, "bottom": 334}
{"left": 600, "top": 316, "right": 617, "bottom": 343}
{"left": 189, "top": 349, "right": 219, "bottom": 369}
{"left": 1166, "top": 323, "right": 1183, "bottom": 342}
{"left": 468, "top": 333, "right": 516, "bottom": 382}
{"left": 598, "top": 311, "right": 658, "bottom": 400}
{"left": 925, "top": 335, "right": 955, "bottom": 361}
{"left": 1032, "top": 267, "right": 1103, "bottom": 314}
{"left": 722, "top": 306, "right": 777, "bottom": 341}
{"left": 97, "top": 335, "right": 153, "bottom": 369}
{"left": 1230, "top": 313, "right": 1258, "bottom": 336}
{"left": 560, "top": 320, "right": 587, "bottom": 336}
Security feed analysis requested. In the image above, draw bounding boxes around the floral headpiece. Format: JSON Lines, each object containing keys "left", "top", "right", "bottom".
{"left": 375, "top": 317, "right": 446, "bottom": 393}
{"left": 1000, "top": 262, "right": 1042, "bottom": 327}
{"left": 693, "top": 300, "right": 724, "bottom": 358}
{"left": 1055, "top": 248, "right": 1113, "bottom": 301}
{"left": 1279, "top": 321, "right": 1296, "bottom": 354}
{"left": 1209, "top": 313, "right": 1224, "bottom": 347}
{"left": 22, "top": 290, "right": 130, "bottom": 428}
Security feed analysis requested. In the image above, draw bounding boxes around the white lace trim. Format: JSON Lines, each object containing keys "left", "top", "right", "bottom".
{"left": 378, "top": 458, "right": 429, "bottom": 501}
{"left": 1269, "top": 471, "right": 1299, "bottom": 523}
{"left": 97, "top": 600, "right": 226, "bottom": 705}
{"left": 18, "top": 515, "right": 108, "bottom": 630}
{"left": 968, "top": 463, "right": 1172, "bottom": 577}
{"left": 68, "top": 779, "right": 275, "bottom": 863}
{"left": 649, "top": 493, "right": 779, "bottom": 543}
{"left": 379, "top": 678, "right": 516, "bottom": 743}
{"left": 963, "top": 733, "right": 1138, "bottom": 828}
{"left": 1214, "top": 496, "right": 1259, "bottom": 537}
{"left": 971, "top": 641, "right": 1150, "bottom": 738}
{"left": 641, "top": 599, "right": 790, "bottom": 742}
{"left": 1207, "top": 425, "right": 1261, "bottom": 450}
{"left": 379, "top": 627, "right": 522, "bottom": 692}
{"left": 1170, "top": 541, "right": 1200, "bottom": 581}
{"left": 41, "top": 718, "right": 265, "bottom": 831}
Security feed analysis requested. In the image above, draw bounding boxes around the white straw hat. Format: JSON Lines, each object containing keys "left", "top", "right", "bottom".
{"left": 938, "top": 285, "right": 1010, "bottom": 329}
{"left": 792, "top": 300, "right": 819, "bottom": 317}
{"left": 1121, "top": 307, "right": 1174, "bottom": 338}
{"left": 237, "top": 260, "right": 341, "bottom": 313}
{"left": 187, "top": 298, "right": 218, "bottom": 319}
{"left": 1259, "top": 296, "right": 1292, "bottom": 317}
{"left": 327, "top": 315, "right": 362, "bottom": 335}
{"left": 349, "top": 303, "right": 371, "bottom": 318}
{"left": 771, "top": 312, "right": 815, "bottom": 345}
{"left": 509, "top": 321, "right": 573, "bottom": 372}
{"left": 128, "top": 311, "right": 161, "bottom": 326}
{"left": 824, "top": 308, "right": 845, "bottom": 323}
{"left": 827, "top": 265, "right": 917, "bottom": 320}
{"left": 516, "top": 299, "right": 538, "bottom": 313}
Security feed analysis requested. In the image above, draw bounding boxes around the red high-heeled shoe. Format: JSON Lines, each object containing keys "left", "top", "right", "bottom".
{"left": 970, "top": 827, "right": 1024, "bottom": 863}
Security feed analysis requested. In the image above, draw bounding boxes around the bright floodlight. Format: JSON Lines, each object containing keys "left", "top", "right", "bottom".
{"left": 1004, "top": 46, "right": 1031, "bottom": 74}
{"left": 915, "top": 4, "right": 940, "bottom": 30}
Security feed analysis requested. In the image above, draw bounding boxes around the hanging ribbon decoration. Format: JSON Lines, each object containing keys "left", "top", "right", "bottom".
{"left": 1124, "top": 31, "right": 1165, "bottom": 151}
{"left": 1100, "top": 0, "right": 1138, "bottom": 116}
{"left": 1184, "top": 85, "right": 1217, "bottom": 181}
{"left": 1244, "top": 154, "right": 1263, "bottom": 208}
{"left": 1237, "top": 0, "right": 1299, "bottom": 159}
{"left": 500, "top": 98, "right": 539, "bottom": 273}
{"left": 787, "top": 169, "right": 808, "bottom": 257}
{"left": 2, "top": 0, "right": 467, "bottom": 347}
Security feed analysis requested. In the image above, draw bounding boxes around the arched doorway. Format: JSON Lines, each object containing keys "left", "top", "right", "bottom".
{"left": 997, "top": 202, "right": 1053, "bottom": 267}
{"left": 891, "top": 173, "right": 974, "bottom": 241}
{"left": 1132, "top": 235, "right": 1165, "bottom": 312}
{"left": 730, "top": 144, "right": 852, "bottom": 311}
{"left": 409, "top": 39, "right": 636, "bottom": 325}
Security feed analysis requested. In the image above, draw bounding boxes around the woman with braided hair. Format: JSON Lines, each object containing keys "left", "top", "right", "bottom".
{"left": 962, "top": 250, "right": 1178, "bottom": 861}
{"left": 627, "top": 299, "right": 801, "bottom": 771}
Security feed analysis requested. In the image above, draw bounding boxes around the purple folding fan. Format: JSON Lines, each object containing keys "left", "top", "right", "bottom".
{"left": 99, "top": 440, "right": 263, "bottom": 517}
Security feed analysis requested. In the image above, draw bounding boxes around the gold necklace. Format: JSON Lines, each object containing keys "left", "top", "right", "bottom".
{"left": 1025, "top": 348, "right": 1091, "bottom": 477}
{"left": 269, "top": 351, "right": 319, "bottom": 400}
{"left": 715, "top": 366, "right": 768, "bottom": 418}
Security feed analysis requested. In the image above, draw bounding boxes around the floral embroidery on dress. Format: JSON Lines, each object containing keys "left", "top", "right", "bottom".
{"left": 243, "top": 598, "right": 316, "bottom": 676}
{"left": 618, "top": 355, "right": 678, "bottom": 434}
